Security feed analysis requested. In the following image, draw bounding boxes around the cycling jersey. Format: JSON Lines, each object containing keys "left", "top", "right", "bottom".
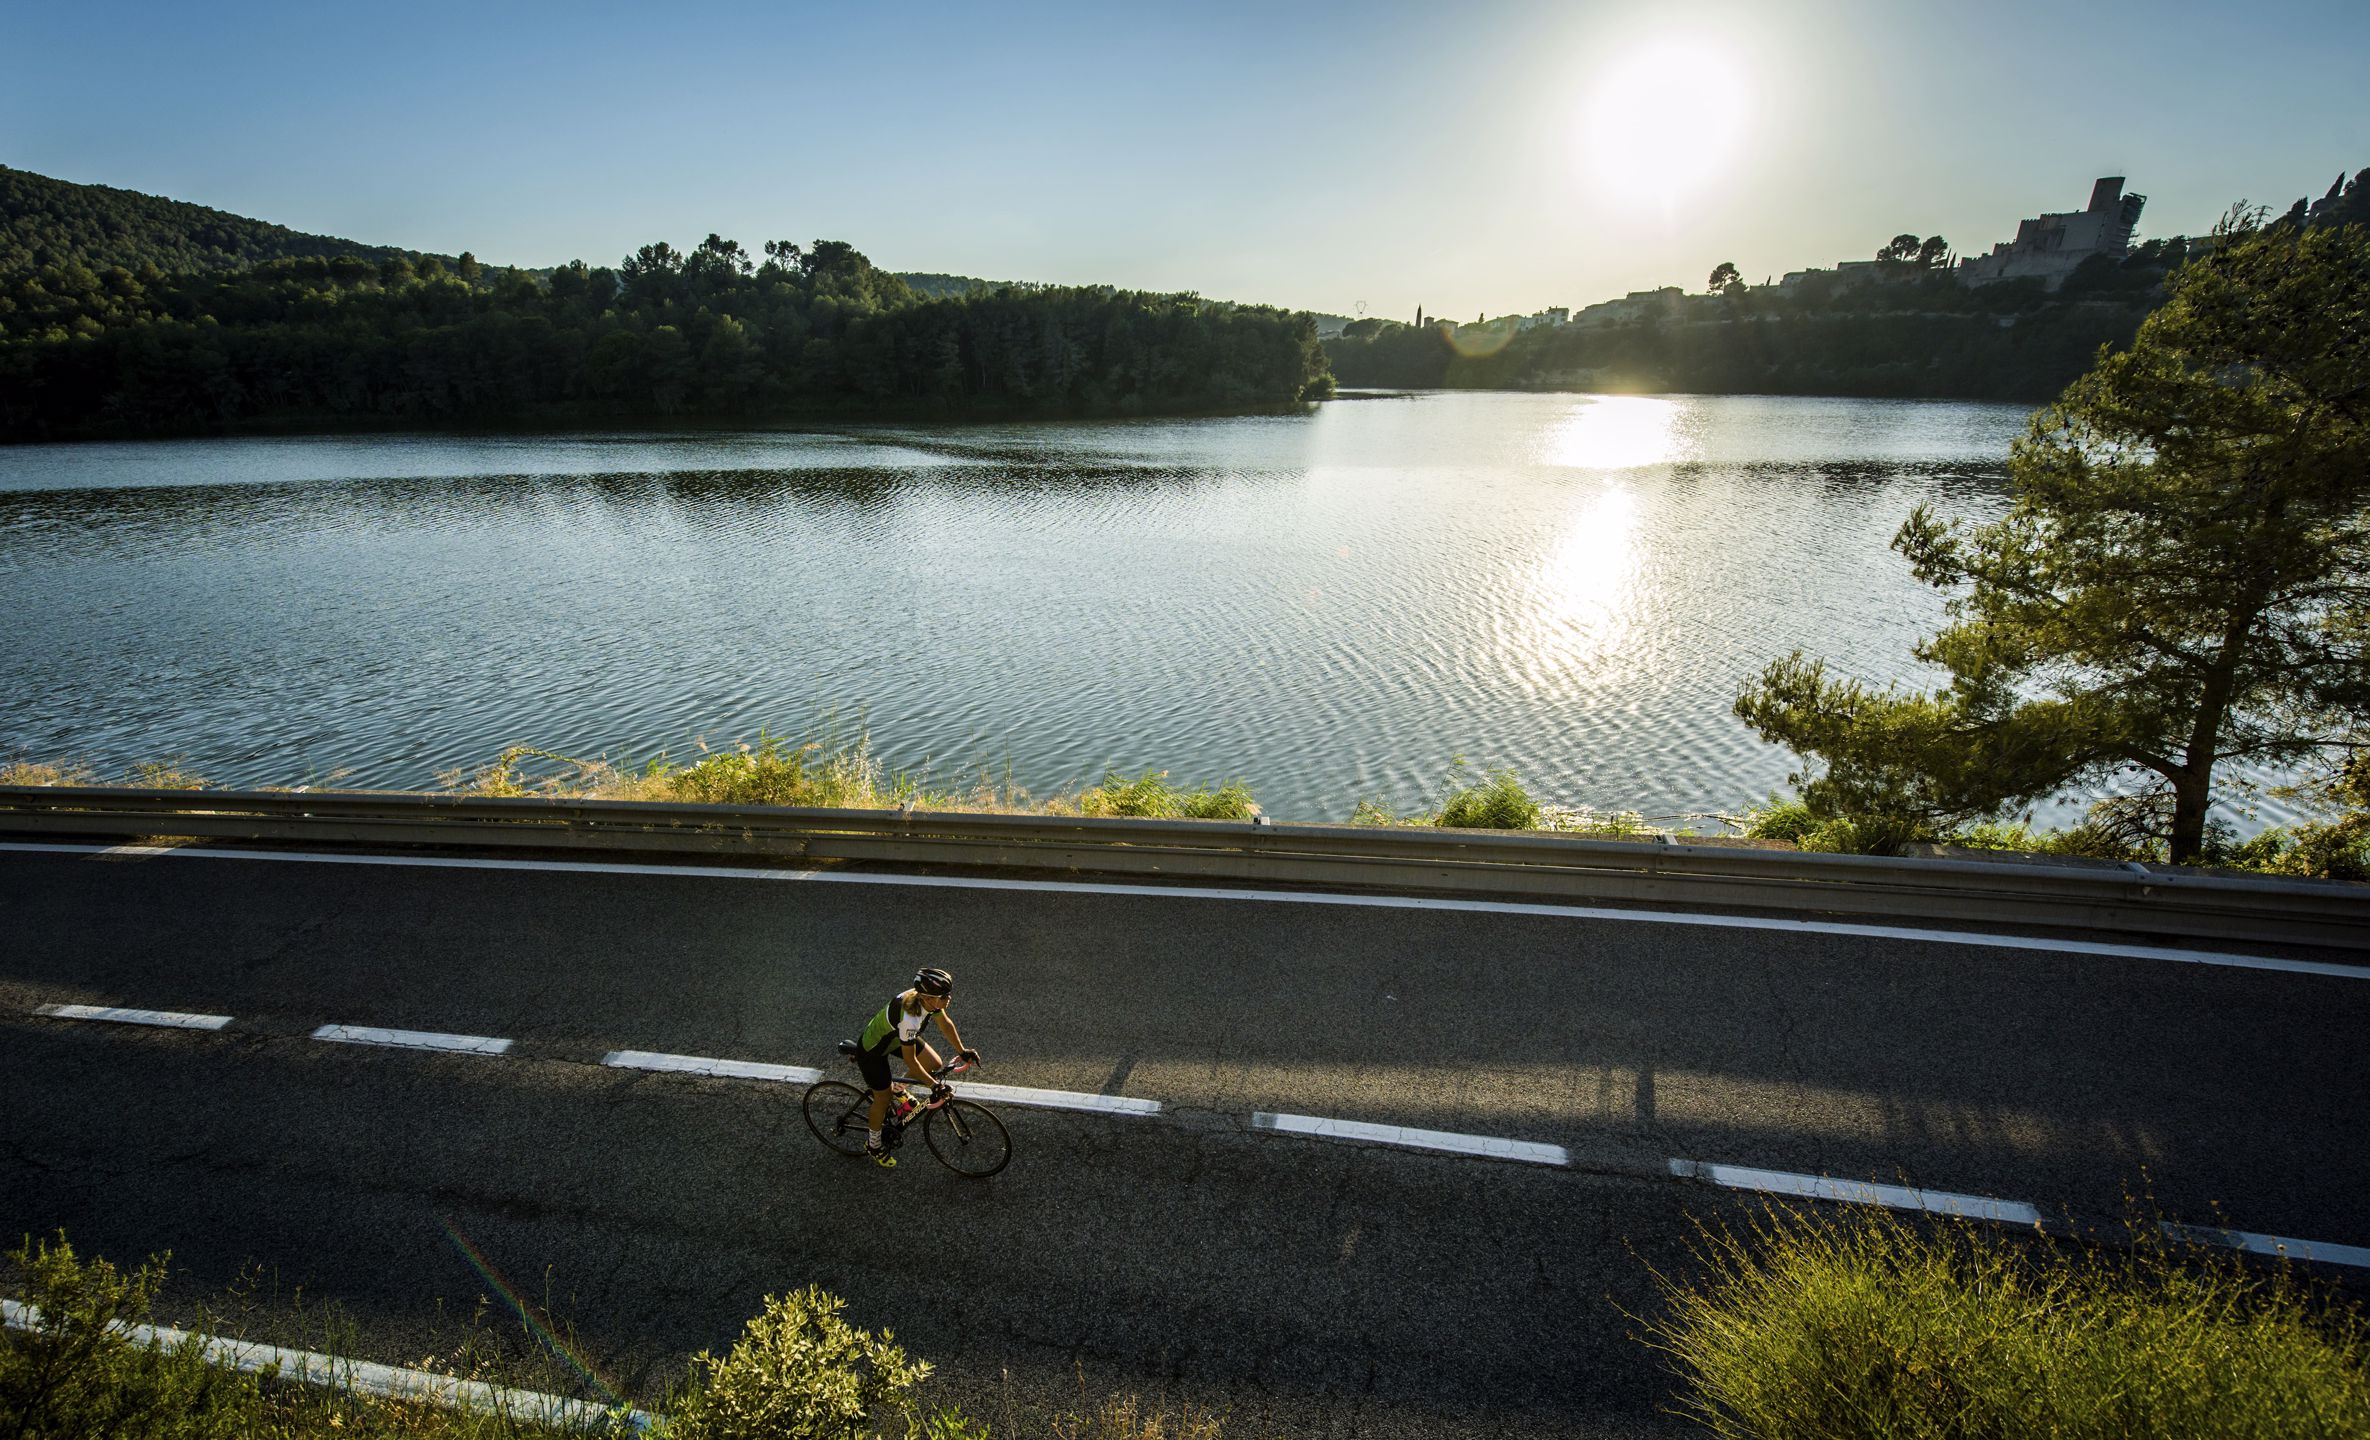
{"left": 859, "top": 992, "right": 928, "bottom": 1054}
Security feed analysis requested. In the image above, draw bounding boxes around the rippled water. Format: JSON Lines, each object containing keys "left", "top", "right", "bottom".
{"left": 0, "top": 392, "right": 2297, "bottom": 828}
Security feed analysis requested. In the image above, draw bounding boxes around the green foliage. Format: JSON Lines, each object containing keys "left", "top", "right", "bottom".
{"left": 1736, "top": 794, "right": 1819, "bottom": 843}
{"left": 661, "top": 1286, "right": 935, "bottom": 1440}
{"left": 2219, "top": 751, "right": 2370, "bottom": 880}
{"left": 1432, "top": 764, "right": 1540, "bottom": 831}
{"left": 1076, "top": 771, "right": 1257, "bottom": 821}
{"left": 1737, "top": 213, "right": 2370, "bottom": 864}
{"left": 0, "top": 177, "right": 1334, "bottom": 437}
{"left": 0, "top": 165, "right": 415, "bottom": 278}
{"left": 1642, "top": 1206, "right": 2370, "bottom": 1440}
{"left": 0, "top": 1232, "right": 264, "bottom": 1439}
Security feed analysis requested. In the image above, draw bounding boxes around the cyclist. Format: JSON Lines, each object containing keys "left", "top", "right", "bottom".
{"left": 854, "top": 967, "right": 980, "bottom": 1168}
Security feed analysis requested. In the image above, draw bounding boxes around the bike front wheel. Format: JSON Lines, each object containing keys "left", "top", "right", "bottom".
{"left": 803, "top": 1081, "right": 874, "bottom": 1158}
{"left": 924, "top": 1099, "right": 1011, "bottom": 1178}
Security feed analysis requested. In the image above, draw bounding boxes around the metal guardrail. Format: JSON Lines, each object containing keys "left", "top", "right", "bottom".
{"left": 2, "top": 784, "right": 2363, "bottom": 951}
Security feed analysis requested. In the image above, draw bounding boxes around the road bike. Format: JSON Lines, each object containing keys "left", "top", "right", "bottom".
{"left": 803, "top": 1049, "right": 1011, "bottom": 1178}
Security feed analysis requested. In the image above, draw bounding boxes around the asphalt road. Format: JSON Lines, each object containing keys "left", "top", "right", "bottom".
{"left": 3, "top": 842, "right": 2364, "bottom": 1435}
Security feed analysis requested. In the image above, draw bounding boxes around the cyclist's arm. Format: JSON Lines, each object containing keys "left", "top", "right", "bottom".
{"left": 900, "top": 1040, "right": 938, "bottom": 1087}
{"left": 933, "top": 1009, "right": 966, "bottom": 1056}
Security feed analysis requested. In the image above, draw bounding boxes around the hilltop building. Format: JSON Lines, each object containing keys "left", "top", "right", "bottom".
{"left": 1956, "top": 177, "right": 2146, "bottom": 289}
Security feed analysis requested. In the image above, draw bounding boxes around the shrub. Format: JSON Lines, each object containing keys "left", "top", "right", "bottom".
{"left": 0, "top": 1232, "right": 263, "bottom": 1439}
{"left": 1176, "top": 781, "right": 1256, "bottom": 822}
{"left": 1737, "top": 794, "right": 1819, "bottom": 844}
{"left": 1433, "top": 766, "right": 1539, "bottom": 830}
{"left": 1641, "top": 1207, "right": 2370, "bottom": 1440}
{"left": 663, "top": 1286, "right": 973, "bottom": 1440}
{"left": 1078, "top": 771, "right": 1257, "bottom": 821}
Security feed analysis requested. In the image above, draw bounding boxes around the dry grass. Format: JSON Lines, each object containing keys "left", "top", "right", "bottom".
{"left": 1640, "top": 1205, "right": 2370, "bottom": 1440}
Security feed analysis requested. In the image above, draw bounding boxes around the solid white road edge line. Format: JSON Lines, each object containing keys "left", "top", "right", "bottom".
{"left": 2163, "top": 1222, "right": 2370, "bottom": 1271}
{"left": 312, "top": 1024, "right": 513, "bottom": 1055}
{"left": 2, "top": 840, "right": 2357, "bottom": 981}
{"left": 34, "top": 1003, "right": 233, "bottom": 1030}
{"left": 1670, "top": 1158, "right": 2044, "bottom": 1225}
{"left": 602, "top": 1050, "right": 823, "bottom": 1085}
{"left": 0, "top": 1298, "right": 649, "bottom": 1431}
{"left": 1253, "top": 1111, "right": 1570, "bottom": 1166}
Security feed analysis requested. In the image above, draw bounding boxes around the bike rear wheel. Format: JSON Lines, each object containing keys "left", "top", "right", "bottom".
{"left": 924, "top": 1099, "right": 1011, "bottom": 1178}
{"left": 803, "top": 1081, "right": 874, "bottom": 1157}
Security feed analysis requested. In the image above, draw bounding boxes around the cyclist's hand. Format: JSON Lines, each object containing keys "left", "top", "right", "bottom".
{"left": 957, "top": 1047, "right": 981, "bottom": 1066}
{"left": 930, "top": 1083, "right": 954, "bottom": 1104}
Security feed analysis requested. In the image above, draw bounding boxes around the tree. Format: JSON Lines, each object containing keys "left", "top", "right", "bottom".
{"left": 1878, "top": 233, "right": 1922, "bottom": 264}
{"left": 1707, "top": 261, "right": 1743, "bottom": 296}
{"left": 1916, "top": 235, "right": 1950, "bottom": 270}
{"left": 1736, "top": 210, "right": 2370, "bottom": 862}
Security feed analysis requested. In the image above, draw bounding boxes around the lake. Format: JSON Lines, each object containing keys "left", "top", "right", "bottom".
{"left": 0, "top": 391, "right": 2298, "bottom": 830}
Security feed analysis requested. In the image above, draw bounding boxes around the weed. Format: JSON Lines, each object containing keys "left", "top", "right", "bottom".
{"left": 1639, "top": 1205, "right": 2370, "bottom": 1440}
{"left": 1432, "top": 763, "right": 1539, "bottom": 831}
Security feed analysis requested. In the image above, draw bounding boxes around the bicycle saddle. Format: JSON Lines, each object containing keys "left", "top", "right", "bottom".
{"left": 836, "top": 1039, "right": 860, "bottom": 1056}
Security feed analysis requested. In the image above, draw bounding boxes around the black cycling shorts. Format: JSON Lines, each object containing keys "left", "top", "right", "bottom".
{"left": 856, "top": 1042, "right": 894, "bottom": 1093}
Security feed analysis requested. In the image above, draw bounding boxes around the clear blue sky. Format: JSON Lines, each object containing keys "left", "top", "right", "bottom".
{"left": 5, "top": 0, "right": 2365, "bottom": 318}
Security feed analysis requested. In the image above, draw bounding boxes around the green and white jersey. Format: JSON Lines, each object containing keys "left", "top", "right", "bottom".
{"left": 859, "top": 992, "right": 928, "bottom": 1054}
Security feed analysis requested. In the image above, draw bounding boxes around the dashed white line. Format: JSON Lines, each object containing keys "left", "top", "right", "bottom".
{"left": 1254, "top": 1111, "right": 1569, "bottom": 1166}
{"left": 311, "top": 1025, "right": 512, "bottom": 1056}
{"left": 955, "top": 1081, "right": 1162, "bottom": 1116}
{"left": 602, "top": 1050, "right": 1159, "bottom": 1114}
{"left": 3, "top": 839, "right": 2356, "bottom": 980}
{"left": 2163, "top": 1222, "right": 2370, "bottom": 1271}
{"left": 1669, "top": 1158, "right": 2043, "bottom": 1225}
{"left": 602, "top": 1050, "right": 823, "bottom": 1085}
{"left": 35, "top": 1003, "right": 233, "bottom": 1030}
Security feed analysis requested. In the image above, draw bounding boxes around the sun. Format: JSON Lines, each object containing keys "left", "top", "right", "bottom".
{"left": 1578, "top": 41, "right": 1751, "bottom": 214}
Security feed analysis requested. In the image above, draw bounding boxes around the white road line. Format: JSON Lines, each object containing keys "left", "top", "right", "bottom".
{"left": 602, "top": 1050, "right": 823, "bottom": 1085}
{"left": 600, "top": 1051, "right": 1156, "bottom": 1115}
{"left": 312, "top": 1024, "right": 512, "bottom": 1056}
{"left": 0, "top": 1298, "right": 653, "bottom": 1430}
{"left": 954, "top": 1081, "right": 1162, "bottom": 1116}
{"left": 34, "top": 1003, "right": 233, "bottom": 1031}
{"left": 2163, "top": 1222, "right": 2370, "bottom": 1271}
{"left": 1253, "top": 1111, "right": 1569, "bottom": 1166}
{"left": 1, "top": 839, "right": 2357, "bottom": 980}
{"left": 1669, "top": 1158, "right": 2043, "bottom": 1225}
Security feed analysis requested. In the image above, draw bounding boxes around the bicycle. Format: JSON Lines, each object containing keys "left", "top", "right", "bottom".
{"left": 803, "top": 1048, "right": 1011, "bottom": 1178}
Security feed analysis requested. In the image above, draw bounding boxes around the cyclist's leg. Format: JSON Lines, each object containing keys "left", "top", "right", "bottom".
{"left": 856, "top": 1046, "right": 897, "bottom": 1165}
{"left": 906, "top": 1041, "right": 944, "bottom": 1082}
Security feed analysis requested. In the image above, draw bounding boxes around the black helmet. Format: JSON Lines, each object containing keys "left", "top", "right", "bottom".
{"left": 913, "top": 967, "right": 954, "bottom": 997}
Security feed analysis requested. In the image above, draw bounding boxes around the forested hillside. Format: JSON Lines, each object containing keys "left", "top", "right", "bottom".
{"left": 1, "top": 165, "right": 416, "bottom": 276}
{"left": 0, "top": 233, "right": 1330, "bottom": 439}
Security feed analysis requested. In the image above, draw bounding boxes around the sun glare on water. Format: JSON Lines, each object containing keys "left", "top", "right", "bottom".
{"left": 1579, "top": 41, "right": 1751, "bottom": 214}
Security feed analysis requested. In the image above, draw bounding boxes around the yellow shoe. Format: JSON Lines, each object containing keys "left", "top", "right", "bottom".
{"left": 865, "top": 1140, "right": 896, "bottom": 1169}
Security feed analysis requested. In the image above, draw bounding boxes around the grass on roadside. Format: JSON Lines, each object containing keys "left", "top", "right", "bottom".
{"left": 1639, "top": 1205, "right": 2370, "bottom": 1440}
{"left": 7, "top": 1230, "right": 1246, "bottom": 1439}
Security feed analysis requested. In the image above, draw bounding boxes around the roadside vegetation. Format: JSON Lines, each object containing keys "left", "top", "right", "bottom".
{"left": 3, "top": 1233, "right": 1235, "bottom": 1439}
{"left": 9, "top": 730, "right": 2367, "bottom": 879}
{"left": 1641, "top": 1206, "right": 2370, "bottom": 1439}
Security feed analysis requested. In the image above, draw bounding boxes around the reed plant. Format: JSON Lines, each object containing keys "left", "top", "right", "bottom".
{"left": 1640, "top": 1206, "right": 2370, "bottom": 1440}
{"left": 1074, "top": 771, "right": 1257, "bottom": 821}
